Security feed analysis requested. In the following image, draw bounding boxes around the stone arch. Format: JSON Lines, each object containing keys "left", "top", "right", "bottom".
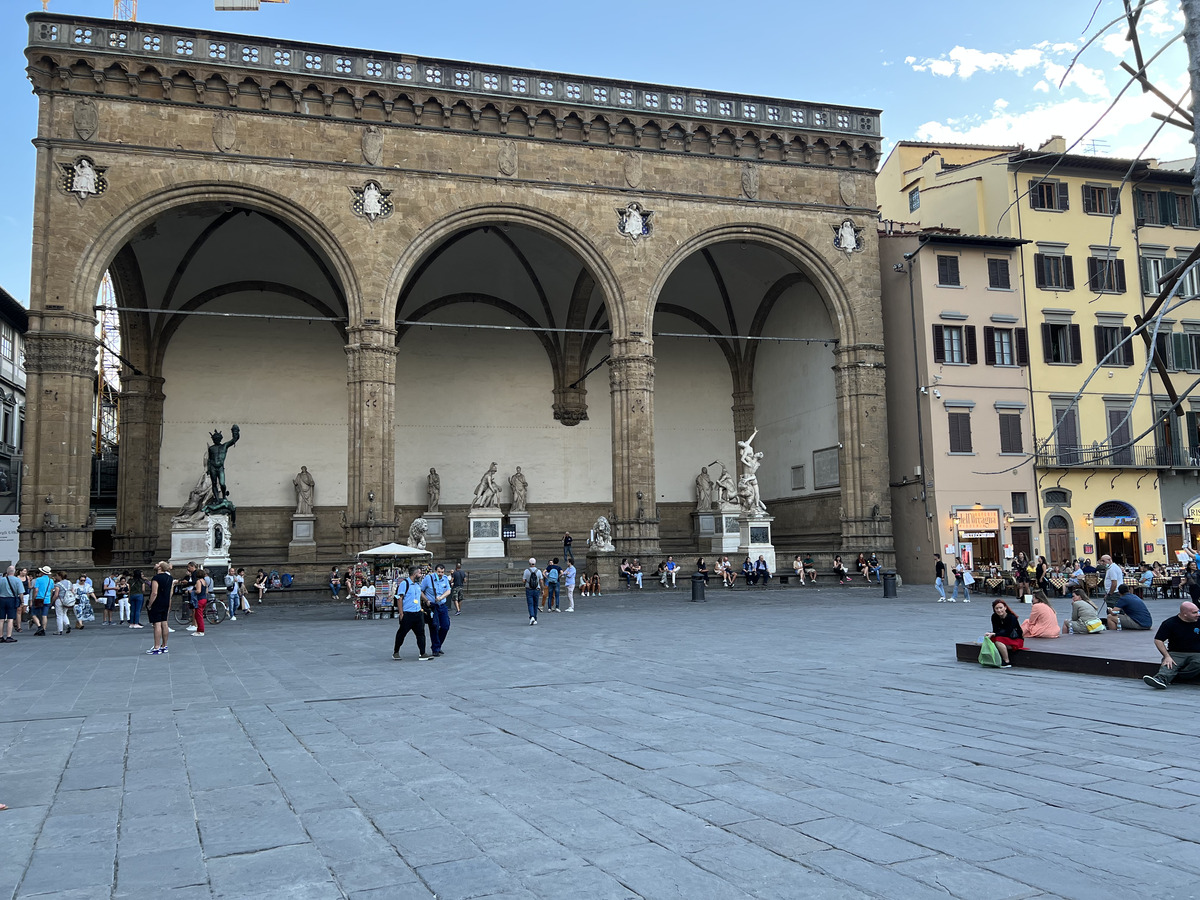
{"left": 68, "top": 181, "right": 361, "bottom": 335}
{"left": 383, "top": 205, "right": 625, "bottom": 336}
{"left": 645, "top": 223, "right": 855, "bottom": 345}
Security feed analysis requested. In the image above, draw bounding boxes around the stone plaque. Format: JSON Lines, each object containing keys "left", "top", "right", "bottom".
{"left": 498, "top": 141, "right": 517, "bottom": 176}
{"left": 472, "top": 519, "right": 500, "bottom": 538}
{"left": 813, "top": 446, "right": 840, "bottom": 490}
{"left": 293, "top": 520, "right": 314, "bottom": 540}
{"left": 180, "top": 537, "right": 206, "bottom": 555}
{"left": 73, "top": 98, "right": 97, "bottom": 141}
{"left": 624, "top": 152, "right": 643, "bottom": 188}
{"left": 723, "top": 516, "right": 739, "bottom": 534}
{"left": 750, "top": 525, "right": 769, "bottom": 544}
{"left": 741, "top": 163, "right": 759, "bottom": 200}
{"left": 213, "top": 111, "right": 237, "bottom": 152}
{"left": 361, "top": 125, "right": 383, "bottom": 166}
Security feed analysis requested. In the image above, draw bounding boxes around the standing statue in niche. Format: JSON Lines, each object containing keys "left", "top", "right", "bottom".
{"left": 426, "top": 468, "right": 440, "bottom": 513}
{"left": 709, "top": 460, "right": 737, "bottom": 506}
{"left": 737, "top": 429, "right": 766, "bottom": 516}
{"left": 509, "top": 467, "right": 528, "bottom": 512}
{"left": 695, "top": 466, "right": 714, "bottom": 510}
{"left": 471, "top": 462, "right": 501, "bottom": 509}
{"left": 293, "top": 466, "right": 315, "bottom": 515}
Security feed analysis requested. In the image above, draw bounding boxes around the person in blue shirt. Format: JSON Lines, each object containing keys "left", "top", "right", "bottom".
{"left": 545, "top": 559, "right": 562, "bottom": 611}
{"left": 421, "top": 563, "right": 452, "bottom": 657}
{"left": 392, "top": 566, "right": 432, "bottom": 661}
{"left": 30, "top": 565, "right": 55, "bottom": 636}
{"left": 1106, "top": 584, "right": 1152, "bottom": 631}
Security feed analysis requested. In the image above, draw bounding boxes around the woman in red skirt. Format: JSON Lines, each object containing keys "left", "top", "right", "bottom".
{"left": 987, "top": 599, "right": 1024, "bottom": 667}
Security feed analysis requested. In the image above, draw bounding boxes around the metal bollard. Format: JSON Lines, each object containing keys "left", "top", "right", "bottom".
{"left": 882, "top": 570, "right": 898, "bottom": 598}
{"left": 691, "top": 571, "right": 707, "bottom": 602}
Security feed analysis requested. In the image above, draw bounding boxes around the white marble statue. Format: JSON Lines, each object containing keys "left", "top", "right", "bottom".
{"left": 509, "top": 466, "right": 528, "bottom": 512}
{"left": 471, "top": 462, "right": 501, "bottom": 509}
{"left": 293, "top": 466, "right": 315, "bottom": 515}
{"left": 427, "top": 467, "right": 440, "bottom": 513}
{"left": 172, "top": 459, "right": 214, "bottom": 527}
{"left": 710, "top": 461, "right": 736, "bottom": 506}
{"left": 73, "top": 159, "right": 97, "bottom": 198}
{"left": 695, "top": 466, "right": 714, "bottom": 510}
{"left": 589, "top": 515, "right": 615, "bottom": 552}
{"left": 362, "top": 182, "right": 382, "bottom": 220}
{"left": 408, "top": 517, "right": 428, "bottom": 550}
{"left": 737, "top": 429, "right": 766, "bottom": 516}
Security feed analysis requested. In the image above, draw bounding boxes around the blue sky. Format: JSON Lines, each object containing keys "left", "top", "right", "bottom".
{"left": 0, "top": 0, "right": 1190, "bottom": 301}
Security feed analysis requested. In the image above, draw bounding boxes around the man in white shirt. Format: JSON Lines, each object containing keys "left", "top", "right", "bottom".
{"left": 1101, "top": 554, "right": 1124, "bottom": 604}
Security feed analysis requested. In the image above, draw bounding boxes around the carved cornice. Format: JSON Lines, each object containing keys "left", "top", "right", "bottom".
{"left": 26, "top": 14, "right": 881, "bottom": 168}
{"left": 23, "top": 333, "right": 96, "bottom": 376}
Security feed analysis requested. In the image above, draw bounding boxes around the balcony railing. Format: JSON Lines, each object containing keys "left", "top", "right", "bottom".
{"left": 1036, "top": 443, "right": 1200, "bottom": 469}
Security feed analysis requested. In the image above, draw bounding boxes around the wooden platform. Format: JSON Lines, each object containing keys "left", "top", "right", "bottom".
{"left": 955, "top": 631, "right": 1164, "bottom": 679}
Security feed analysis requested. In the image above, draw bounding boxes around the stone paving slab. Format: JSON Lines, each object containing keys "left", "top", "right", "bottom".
{"left": 0, "top": 584, "right": 1198, "bottom": 898}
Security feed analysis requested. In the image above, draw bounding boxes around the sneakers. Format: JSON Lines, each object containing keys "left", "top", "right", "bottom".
{"left": 937, "top": 597, "right": 946, "bottom": 602}
{"left": 192, "top": 631, "right": 204, "bottom": 637}
{"left": 186, "top": 625, "right": 197, "bottom": 632}
{"left": 567, "top": 608, "right": 574, "bottom": 612}
{"left": 418, "top": 654, "right": 433, "bottom": 661}
{"left": 1000, "top": 663, "right": 1012, "bottom": 669}
{"left": 130, "top": 624, "right": 142, "bottom": 629}
{"left": 146, "top": 648, "right": 157, "bottom": 654}
{"left": 432, "top": 651, "right": 444, "bottom": 657}
{"left": 529, "top": 617, "right": 537, "bottom": 625}
{"left": 167, "top": 627, "right": 175, "bottom": 633}
{"left": 1144, "top": 674, "right": 1167, "bottom": 689}
{"left": 230, "top": 616, "right": 237, "bottom": 621}
{"left": 963, "top": 599, "right": 971, "bottom": 603}
{"left": 392, "top": 652, "right": 400, "bottom": 660}
{"left": 453, "top": 610, "right": 461, "bottom": 616}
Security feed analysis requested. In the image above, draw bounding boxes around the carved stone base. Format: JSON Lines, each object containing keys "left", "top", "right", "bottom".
{"left": 710, "top": 504, "right": 742, "bottom": 556}
{"left": 505, "top": 510, "right": 531, "bottom": 559}
{"left": 584, "top": 549, "right": 620, "bottom": 591}
{"left": 288, "top": 513, "right": 317, "bottom": 563}
{"left": 466, "top": 508, "right": 504, "bottom": 558}
{"left": 171, "top": 513, "right": 232, "bottom": 572}
{"left": 737, "top": 514, "right": 776, "bottom": 574}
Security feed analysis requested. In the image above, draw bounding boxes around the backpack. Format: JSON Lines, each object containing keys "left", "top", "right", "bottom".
{"left": 547, "top": 567, "right": 559, "bottom": 583}
{"left": 526, "top": 569, "right": 540, "bottom": 590}
{"left": 281, "top": 573, "right": 293, "bottom": 588}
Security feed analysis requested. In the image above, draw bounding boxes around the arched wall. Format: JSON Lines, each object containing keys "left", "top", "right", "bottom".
{"left": 159, "top": 294, "right": 349, "bottom": 507}
{"left": 393, "top": 305, "right": 613, "bottom": 505}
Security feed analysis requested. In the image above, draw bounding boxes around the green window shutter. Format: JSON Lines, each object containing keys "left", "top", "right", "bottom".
{"left": 1056, "top": 181, "right": 1070, "bottom": 211}
{"left": 1173, "top": 332, "right": 1192, "bottom": 371}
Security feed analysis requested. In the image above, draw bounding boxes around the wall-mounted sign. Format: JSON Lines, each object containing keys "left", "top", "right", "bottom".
{"left": 1083, "top": 543, "right": 1094, "bottom": 555}
{"left": 1144, "top": 543, "right": 1154, "bottom": 554}
{"left": 956, "top": 509, "right": 999, "bottom": 531}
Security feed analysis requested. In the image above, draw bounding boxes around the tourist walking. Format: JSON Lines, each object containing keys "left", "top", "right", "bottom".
{"left": 391, "top": 566, "right": 432, "bottom": 660}
{"left": 934, "top": 554, "right": 947, "bottom": 601}
{"left": 189, "top": 568, "right": 209, "bottom": 636}
{"left": 949, "top": 559, "right": 971, "bottom": 602}
{"left": 450, "top": 563, "right": 466, "bottom": 615}
{"left": 563, "top": 531, "right": 574, "bottom": 563}
{"left": 545, "top": 558, "right": 562, "bottom": 611}
{"left": 0, "top": 566, "right": 20, "bottom": 642}
{"left": 523, "top": 558, "right": 541, "bottom": 625}
{"left": 73, "top": 575, "right": 96, "bottom": 626}
{"left": 421, "top": 563, "right": 452, "bottom": 656}
{"left": 53, "top": 571, "right": 75, "bottom": 635}
{"left": 224, "top": 567, "right": 240, "bottom": 621}
{"left": 235, "top": 568, "right": 253, "bottom": 616}
{"left": 146, "top": 561, "right": 174, "bottom": 654}
{"left": 30, "top": 566, "right": 54, "bottom": 636}
{"left": 564, "top": 559, "right": 577, "bottom": 611}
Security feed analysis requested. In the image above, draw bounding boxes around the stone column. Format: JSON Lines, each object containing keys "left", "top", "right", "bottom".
{"left": 833, "top": 343, "right": 894, "bottom": 563}
{"left": 20, "top": 329, "right": 99, "bottom": 566}
{"left": 346, "top": 327, "right": 397, "bottom": 553}
{"left": 609, "top": 338, "right": 660, "bottom": 557}
{"left": 112, "top": 374, "right": 166, "bottom": 566}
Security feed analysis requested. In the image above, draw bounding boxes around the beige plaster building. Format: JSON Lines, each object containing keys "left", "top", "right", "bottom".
{"left": 879, "top": 230, "right": 1036, "bottom": 583}
{"left": 22, "top": 12, "right": 892, "bottom": 570}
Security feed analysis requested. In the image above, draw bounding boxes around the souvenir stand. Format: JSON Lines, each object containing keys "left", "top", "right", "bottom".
{"left": 353, "top": 542, "right": 433, "bottom": 619}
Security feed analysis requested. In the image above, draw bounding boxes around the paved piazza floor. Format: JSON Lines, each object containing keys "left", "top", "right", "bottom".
{"left": 0, "top": 583, "right": 1197, "bottom": 899}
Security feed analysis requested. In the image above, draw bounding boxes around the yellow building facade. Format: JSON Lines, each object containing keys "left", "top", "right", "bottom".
{"left": 880, "top": 138, "right": 1198, "bottom": 568}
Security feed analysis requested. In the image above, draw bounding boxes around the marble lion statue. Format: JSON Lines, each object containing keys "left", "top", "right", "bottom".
{"left": 408, "top": 517, "right": 429, "bottom": 550}
{"left": 589, "top": 515, "right": 615, "bottom": 552}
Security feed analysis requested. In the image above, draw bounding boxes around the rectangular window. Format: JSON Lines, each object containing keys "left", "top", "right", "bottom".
{"left": 1034, "top": 253, "right": 1075, "bottom": 290}
{"left": 1082, "top": 184, "right": 1121, "bottom": 215}
{"left": 1178, "top": 259, "right": 1200, "bottom": 298}
{"left": 1159, "top": 191, "right": 1197, "bottom": 228}
{"left": 1141, "top": 255, "right": 1168, "bottom": 295}
{"left": 1107, "top": 407, "right": 1134, "bottom": 466}
{"left": 1053, "top": 404, "right": 1081, "bottom": 464}
{"left": 1087, "top": 257, "right": 1127, "bottom": 293}
{"left": 985, "top": 327, "right": 1014, "bottom": 366}
{"left": 908, "top": 187, "right": 920, "bottom": 212}
{"left": 987, "top": 258, "right": 1011, "bottom": 289}
{"left": 931, "top": 324, "right": 977, "bottom": 365}
{"left": 1011, "top": 491, "right": 1028, "bottom": 515}
{"left": 1172, "top": 332, "right": 1200, "bottom": 372}
{"left": 1094, "top": 324, "right": 1133, "bottom": 366}
{"left": 0, "top": 332, "right": 11, "bottom": 361}
{"left": 1041, "top": 322, "right": 1082, "bottom": 364}
{"left": 1136, "top": 190, "right": 1160, "bottom": 225}
{"left": 948, "top": 412, "right": 973, "bottom": 453}
{"left": 998, "top": 413, "right": 1023, "bottom": 453}
{"left": 936, "top": 255, "right": 960, "bottom": 286}
{"left": 1029, "top": 179, "right": 1069, "bottom": 211}
{"left": 1155, "top": 403, "right": 1183, "bottom": 466}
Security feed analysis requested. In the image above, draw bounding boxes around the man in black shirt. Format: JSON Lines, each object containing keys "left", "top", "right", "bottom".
{"left": 1144, "top": 601, "right": 1200, "bottom": 689}
{"left": 934, "top": 554, "right": 947, "bottom": 602}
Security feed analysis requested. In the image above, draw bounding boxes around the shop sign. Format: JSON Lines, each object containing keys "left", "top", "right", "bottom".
{"left": 956, "top": 509, "right": 999, "bottom": 531}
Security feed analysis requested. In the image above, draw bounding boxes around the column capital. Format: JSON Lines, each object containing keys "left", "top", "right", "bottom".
{"left": 23, "top": 332, "right": 96, "bottom": 377}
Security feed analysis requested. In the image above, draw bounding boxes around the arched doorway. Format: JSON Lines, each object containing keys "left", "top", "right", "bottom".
{"left": 651, "top": 236, "right": 846, "bottom": 554}
{"left": 1045, "top": 514, "right": 1071, "bottom": 566}
{"left": 107, "top": 201, "right": 350, "bottom": 563}
{"left": 391, "top": 220, "right": 614, "bottom": 554}
{"left": 1093, "top": 500, "right": 1141, "bottom": 566}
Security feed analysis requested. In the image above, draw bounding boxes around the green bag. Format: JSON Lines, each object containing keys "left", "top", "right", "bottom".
{"left": 978, "top": 637, "right": 1002, "bottom": 667}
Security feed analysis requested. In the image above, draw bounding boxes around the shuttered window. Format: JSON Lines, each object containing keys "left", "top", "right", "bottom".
{"left": 948, "top": 412, "right": 973, "bottom": 453}
{"left": 1034, "top": 253, "right": 1075, "bottom": 290}
{"left": 1041, "top": 322, "right": 1082, "bottom": 364}
{"left": 987, "top": 258, "right": 1011, "bottom": 289}
{"left": 937, "top": 255, "right": 960, "bottom": 286}
{"left": 1094, "top": 325, "right": 1134, "bottom": 366}
{"left": 1029, "top": 179, "right": 1070, "bottom": 211}
{"left": 998, "top": 413, "right": 1023, "bottom": 454}
{"left": 1086, "top": 257, "right": 1127, "bottom": 293}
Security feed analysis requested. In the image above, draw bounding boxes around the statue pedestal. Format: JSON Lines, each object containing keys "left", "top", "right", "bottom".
{"left": 737, "top": 514, "right": 776, "bottom": 574}
{"left": 422, "top": 511, "right": 445, "bottom": 554}
{"left": 694, "top": 508, "right": 716, "bottom": 552}
{"left": 506, "top": 510, "right": 531, "bottom": 560}
{"left": 466, "top": 508, "right": 504, "bottom": 558}
{"left": 288, "top": 514, "right": 317, "bottom": 563}
{"left": 585, "top": 549, "right": 620, "bottom": 592}
{"left": 710, "top": 504, "right": 742, "bottom": 556}
{"left": 170, "top": 513, "right": 232, "bottom": 573}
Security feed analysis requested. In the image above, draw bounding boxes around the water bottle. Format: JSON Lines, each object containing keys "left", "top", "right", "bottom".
{"left": 1068, "top": 622, "right": 1074, "bottom": 634}
{"left": 1116, "top": 618, "right": 1122, "bottom": 632}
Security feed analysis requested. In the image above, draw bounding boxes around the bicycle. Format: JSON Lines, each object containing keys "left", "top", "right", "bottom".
{"left": 173, "top": 592, "right": 227, "bottom": 626}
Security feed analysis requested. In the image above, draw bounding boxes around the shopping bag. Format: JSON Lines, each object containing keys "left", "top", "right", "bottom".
{"left": 1085, "top": 619, "right": 1106, "bottom": 633}
{"left": 964, "top": 571, "right": 976, "bottom": 586}
{"left": 978, "top": 637, "right": 1002, "bottom": 667}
